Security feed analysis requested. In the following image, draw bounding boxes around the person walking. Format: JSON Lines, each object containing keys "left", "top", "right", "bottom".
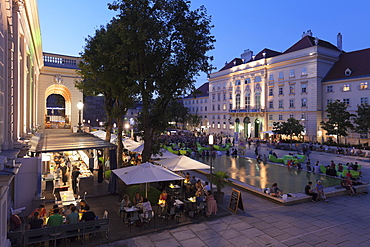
{"left": 71, "top": 167, "right": 81, "bottom": 195}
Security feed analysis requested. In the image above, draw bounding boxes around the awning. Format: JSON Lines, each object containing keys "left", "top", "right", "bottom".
{"left": 33, "top": 130, "right": 116, "bottom": 153}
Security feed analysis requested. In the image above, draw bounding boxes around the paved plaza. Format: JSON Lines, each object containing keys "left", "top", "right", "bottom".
{"left": 72, "top": 144, "right": 370, "bottom": 247}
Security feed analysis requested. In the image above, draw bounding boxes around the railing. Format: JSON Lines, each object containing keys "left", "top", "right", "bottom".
{"left": 43, "top": 53, "right": 81, "bottom": 69}
{"left": 229, "top": 106, "right": 265, "bottom": 113}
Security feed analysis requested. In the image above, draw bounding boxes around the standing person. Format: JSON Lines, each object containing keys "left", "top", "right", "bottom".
{"left": 97, "top": 162, "right": 104, "bottom": 183}
{"left": 205, "top": 190, "right": 217, "bottom": 217}
{"left": 305, "top": 181, "right": 318, "bottom": 202}
{"left": 306, "top": 159, "right": 311, "bottom": 172}
{"left": 71, "top": 167, "right": 81, "bottom": 195}
{"left": 315, "top": 180, "right": 329, "bottom": 203}
{"left": 313, "top": 161, "right": 320, "bottom": 173}
{"left": 60, "top": 163, "right": 68, "bottom": 186}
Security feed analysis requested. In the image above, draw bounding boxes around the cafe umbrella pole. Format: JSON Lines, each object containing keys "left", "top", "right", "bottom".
{"left": 209, "top": 134, "right": 214, "bottom": 193}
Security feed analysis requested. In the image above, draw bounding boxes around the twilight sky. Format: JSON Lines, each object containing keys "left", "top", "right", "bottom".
{"left": 38, "top": 0, "right": 370, "bottom": 88}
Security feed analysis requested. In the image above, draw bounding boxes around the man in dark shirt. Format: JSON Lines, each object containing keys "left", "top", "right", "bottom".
{"left": 81, "top": 205, "right": 96, "bottom": 221}
{"left": 305, "top": 181, "right": 318, "bottom": 202}
{"left": 71, "top": 167, "right": 81, "bottom": 195}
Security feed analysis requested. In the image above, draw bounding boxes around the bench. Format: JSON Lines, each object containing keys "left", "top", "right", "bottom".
{"left": 8, "top": 218, "right": 109, "bottom": 246}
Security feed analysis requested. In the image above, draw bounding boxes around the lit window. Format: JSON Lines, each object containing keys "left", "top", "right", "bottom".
{"left": 361, "top": 97, "right": 368, "bottom": 105}
{"left": 289, "top": 85, "right": 295, "bottom": 94}
{"left": 301, "top": 114, "right": 306, "bottom": 121}
{"left": 301, "top": 98, "right": 307, "bottom": 107}
{"left": 289, "top": 99, "right": 294, "bottom": 108}
{"left": 223, "top": 122, "right": 226, "bottom": 129}
{"left": 343, "top": 98, "right": 350, "bottom": 105}
{"left": 301, "top": 84, "right": 307, "bottom": 93}
{"left": 278, "top": 114, "right": 283, "bottom": 120}
{"left": 223, "top": 104, "right": 226, "bottom": 110}
{"left": 360, "top": 82, "right": 368, "bottom": 90}
{"left": 343, "top": 84, "right": 350, "bottom": 91}
{"left": 301, "top": 68, "right": 307, "bottom": 76}
{"left": 290, "top": 70, "right": 295, "bottom": 78}
{"left": 327, "top": 85, "right": 333, "bottom": 93}
{"left": 279, "top": 72, "right": 284, "bottom": 79}
{"left": 278, "top": 100, "right": 283, "bottom": 108}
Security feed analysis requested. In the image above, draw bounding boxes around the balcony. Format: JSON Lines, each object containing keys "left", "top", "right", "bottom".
{"left": 43, "top": 53, "right": 81, "bottom": 69}
{"left": 229, "top": 106, "right": 265, "bottom": 113}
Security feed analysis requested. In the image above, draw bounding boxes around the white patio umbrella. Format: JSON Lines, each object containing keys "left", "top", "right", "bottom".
{"left": 131, "top": 144, "right": 178, "bottom": 159}
{"left": 155, "top": 155, "right": 210, "bottom": 171}
{"left": 112, "top": 162, "right": 184, "bottom": 197}
{"left": 124, "top": 139, "right": 141, "bottom": 151}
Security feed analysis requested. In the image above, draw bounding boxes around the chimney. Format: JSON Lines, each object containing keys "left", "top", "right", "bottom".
{"left": 337, "top": 33, "right": 342, "bottom": 51}
{"left": 241, "top": 49, "right": 253, "bottom": 63}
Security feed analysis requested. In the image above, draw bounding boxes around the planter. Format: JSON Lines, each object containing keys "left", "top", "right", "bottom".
{"left": 214, "top": 191, "right": 224, "bottom": 204}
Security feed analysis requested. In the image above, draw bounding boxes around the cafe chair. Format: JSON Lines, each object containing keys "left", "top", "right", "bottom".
{"left": 141, "top": 210, "right": 155, "bottom": 229}
{"left": 129, "top": 211, "right": 141, "bottom": 232}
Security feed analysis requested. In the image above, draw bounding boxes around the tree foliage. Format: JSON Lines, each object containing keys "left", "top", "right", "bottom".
{"left": 320, "top": 99, "right": 354, "bottom": 144}
{"left": 272, "top": 117, "right": 304, "bottom": 140}
{"left": 108, "top": 0, "right": 215, "bottom": 162}
{"left": 353, "top": 103, "right": 370, "bottom": 134}
{"left": 167, "top": 101, "right": 189, "bottom": 129}
{"left": 187, "top": 114, "right": 202, "bottom": 130}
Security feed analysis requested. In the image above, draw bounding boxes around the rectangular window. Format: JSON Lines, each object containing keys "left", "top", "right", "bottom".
{"left": 343, "top": 98, "right": 350, "bottom": 105}
{"left": 229, "top": 93, "right": 232, "bottom": 99}
{"left": 269, "top": 88, "right": 274, "bottom": 96}
{"left": 269, "top": 101, "right": 273, "bottom": 109}
{"left": 343, "top": 84, "right": 350, "bottom": 92}
{"left": 301, "top": 68, "right": 307, "bottom": 76}
{"left": 229, "top": 104, "right": 232, "bottom": 110}
{"left": 361, "top": 97, "right": 368, "bottom": 105}
{"left": 301, "top": 113, "right": 306, "bottom": 121}
{"left": 301, "top": 84, "right": 307, "bottom": 93}
{"left": 223, "top": 115, "right": 226, "bottom": 119}
{"left": 301, "top": 98, "right": 307, "bottom": 107}
{"left": 200, "top": 106, "right": 202, "bottom": 111}
{"left": 200, "top": 99, "right": 202, "bottom": 103}
{"left": 223, "top": 93, "right": 226, "bottom": 100}
{"left": 289, "top": 114, "right": 294, "bottom": 118}
{"left": 212, "top": 94, "right": 215, "bottom": 101}
{"left": 205, "top": 99, "right": 207, "bottom": 103}
{"left": 278, "top": 114, "right": 283, "bottom": 120}
{"left": 268, "top": 115, "right": 273, "bottom": 120}
{"left": 327, "top": 85, "right": 333, "bottom": 93}
{"left": 235, "top": 80, "right": 241, "bottom": 86}
{"left": 269, "top": 74, "right": 274, "bottom": 81}
{"left": 360, "top": 82, "right": 368, "bottom": 90}
{"left": 289, "top": 85, "right": 295, "bottom": 94}
{"left": 196, "top": 99, "right": 198, "bottom": 104}
{"left": 360, "top": 133, "right": 368, "bottom": 139}
{"left": 278, "top": 100, "right": 283, "bottom": 108}
{"left": 278, "top": 87, "right": 284, "bottom": 95}
{"left": 327, "top": 99, "right": 333, "bottom": 105}
{"left": 245, "top": 78, "right": 251, "bottom": 84}
{"left": 279, "top": 72, "right": 284, "bottom": 79}
{"left": 212, "top": 105, "right": 215, "bottom": 111}
{"left": 254, "top": 76, "right": 261, "bottom": 82}
{"left": 289, "top": 99, "right": 294, "bottom": 108}
{"left": 205, "top": 106, "right": 207, "bottom": 111}
{"left": 223, "top": 104, "right": 227, "bottom": 110}
{"left": 290, "top": 70, "right": 295, "bottom": 78}
{"left": 217, "top": 104, "right": 220, "bottom": 110}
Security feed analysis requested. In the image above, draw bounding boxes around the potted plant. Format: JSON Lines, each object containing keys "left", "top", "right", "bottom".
{"left": 208, "top": 171, "right": 232, "bottom": 204}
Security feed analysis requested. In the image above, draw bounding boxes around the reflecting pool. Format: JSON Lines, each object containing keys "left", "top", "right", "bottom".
{"left": 198, "top": 156, "right": 341, "bottom": 194}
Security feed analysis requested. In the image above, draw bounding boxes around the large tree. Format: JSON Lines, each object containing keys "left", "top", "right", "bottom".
{"left": 320, "top": 99, "right": 354, "bottom": 145}
{"left": 353, "top": 103, "right": 370, "bottom": 136}
{"left": 76, "top": 19, "right": 136, "bottom": 167}
{"left": 272, "top": 117, "right": 304, "bottom": 142}
{"left": 167, "top": 101, "right": 189, "bottom": 129}
{"left": 108, "top": 0, "right": 215, "bottom": 162}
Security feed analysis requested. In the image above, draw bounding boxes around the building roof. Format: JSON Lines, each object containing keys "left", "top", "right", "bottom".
{"left": 252, "top": 48, "right": 282, "bottom": 61}
{"left": 219, "top": 58, "right": 244, "bottom": 71}
{"left": 284, "top": 35, "right": 340, "bottom": 54}
{"left": 184, "top": 82, "right": 209, "bottom": 99}
{"left": 323, "top": 48, "right": 370, "bottom": 82}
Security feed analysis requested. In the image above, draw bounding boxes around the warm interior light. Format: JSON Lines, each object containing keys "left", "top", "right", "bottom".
{"left": 77, "top": 101, "right": 84, "bottom": 110}
{"left": 208, "top": 134, "right": 214, "bottom": 145}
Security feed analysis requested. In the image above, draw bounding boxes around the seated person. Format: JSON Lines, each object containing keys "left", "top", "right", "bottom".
{"left": 341, "top": 177, "right": 356, "bottom": 195}
{"left": 140, "top": 198, "right": 153, "bottom": 221}
{"left": 337, "top": 163, "right": 344, "bottom": 172}
{"left": 305, "top": 181, "right": 318, "bottom": 202}
{"left": 195, "top": 188, "right": 205, "bottom": 205}
{"left": 133, "top": 192, "right": 143, "bottom": 205}
{"left": 119, "top": 194, "right": 132, "bottom": 213}
{"left": 27, "top": 212, "right": 44, "bottom": 230}
{"left": 29, "top": 204, "right": 46, "bottom": 219}
{"left": 195, "top": 180, "right": 203, "bottom": 190}
{"left": 79, "top": 199, "right": 89, "bottom": 213}
{"left": 81, "top": 205, "right": 96, "bottom": 221}
{"left": 270, "top": 183, "right": 282, "bottom": 197}
{"left": 205, "top": 190, "right": 217, "bottom": 217}
{"left": 49, "top": 204, "right": 62, "bottom": 216}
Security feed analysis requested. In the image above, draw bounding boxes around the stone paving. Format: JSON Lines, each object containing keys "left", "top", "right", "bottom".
{"left": 95, "top": 144, "right": 370, "bottom": 247}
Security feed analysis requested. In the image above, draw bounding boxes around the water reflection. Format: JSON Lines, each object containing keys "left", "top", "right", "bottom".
{"left": 198, "top": 156, "right": 341, "bottom": 193}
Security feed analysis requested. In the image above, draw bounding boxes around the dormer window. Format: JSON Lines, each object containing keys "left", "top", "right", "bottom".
{"left": 345, "top": 68, "right": 352, "bottom": 76}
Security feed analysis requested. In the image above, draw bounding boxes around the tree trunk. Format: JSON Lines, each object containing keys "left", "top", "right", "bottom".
{"left": 142, "top": 125, "right": 154, "bottom": 163}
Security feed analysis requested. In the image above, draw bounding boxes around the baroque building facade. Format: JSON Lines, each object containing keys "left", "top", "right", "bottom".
{"left": 207, "top": 31, "right": 369, "bottom": 145}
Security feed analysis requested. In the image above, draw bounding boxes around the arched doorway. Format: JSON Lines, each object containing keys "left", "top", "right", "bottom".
{"left": 243, "top": 117, "right": 250, "bottom": 138}
{"left": 254, "top": 118, "right": 261, "bottom": 138}
{"left": 44, "top": 84, "right": 72, "bottom": 129}
{"left": 235, "top": 118, "right": 240, "bottom": 133}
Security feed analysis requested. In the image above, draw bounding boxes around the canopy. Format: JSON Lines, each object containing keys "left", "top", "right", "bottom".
{"left": 155, "top": 155, "right": 210, "bottom": 171}
{"left": 124, "top": 139, "right": 142, "bottom": 151}
{"left": 90, "top": 130, "right": 117, "bottom": 143}
{"left": 262, "top": 130, "right": 275, "bottom": 134}
{"left": 112, "top": 162, "right": 184, "bottom": 185}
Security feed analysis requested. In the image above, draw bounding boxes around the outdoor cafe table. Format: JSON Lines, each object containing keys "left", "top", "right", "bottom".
{"left": 59, "top": 191, "right": 76, "bottom": 206}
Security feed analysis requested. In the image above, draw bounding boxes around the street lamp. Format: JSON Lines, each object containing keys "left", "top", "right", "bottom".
{"left": 208, "top": 134, "right": 214, "bottom": 193}
{"left": 77, "top": 101, "right": 84, "bottom": 132}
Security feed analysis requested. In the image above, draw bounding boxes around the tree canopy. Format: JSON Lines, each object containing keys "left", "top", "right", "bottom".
{"left": 272, "top": 117, "right": 304, "bottom": 141}
{"left": 320, "top": 99, "right": 354, "bottom": 145}
{"left": 353, "top": 103, "right": 370, "bottom": 135}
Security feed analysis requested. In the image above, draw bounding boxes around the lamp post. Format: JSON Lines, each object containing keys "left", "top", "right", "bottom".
{"left": 77, "top": 101, "right": 84, "bottom": 132}
{"left": 208, "top": 134, "right": 214, "bottom": 193}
